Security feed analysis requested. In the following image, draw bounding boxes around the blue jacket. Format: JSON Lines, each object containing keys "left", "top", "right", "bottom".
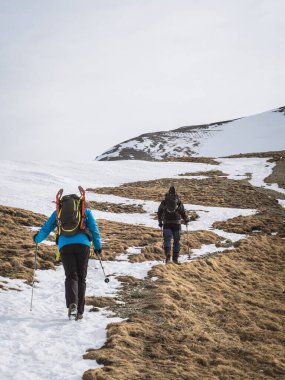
{"left": 34, "top": 209, "right": 102, "bottom": 251}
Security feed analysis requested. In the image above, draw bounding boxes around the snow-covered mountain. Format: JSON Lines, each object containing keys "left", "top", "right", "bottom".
{"left": 96, "top": 106, "right": 285, "bottom": 161}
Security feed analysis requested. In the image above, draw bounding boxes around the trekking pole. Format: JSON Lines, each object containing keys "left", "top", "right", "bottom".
{"left": 160, "top": 225, "right": 164, "bottom": 254}
{"left": 161, "top": 225, "right": 168, "bottom": 264}
{"left": 30, "top": 244, "right": 38, "bottom": 311}
{"left": 186, "top": 224, "right": 191, "bottom": 259}
{"left": 95, "top": 250, "right": 110, "bottom": 283}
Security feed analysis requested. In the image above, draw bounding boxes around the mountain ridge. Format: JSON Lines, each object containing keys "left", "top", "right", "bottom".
{"left": 96, "top": 106, "right": 285, "bottom": 161}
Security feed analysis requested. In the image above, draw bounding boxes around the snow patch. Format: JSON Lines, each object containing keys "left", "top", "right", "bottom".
{"left": 0, "top": 257, "right": 160, "bottom": 380}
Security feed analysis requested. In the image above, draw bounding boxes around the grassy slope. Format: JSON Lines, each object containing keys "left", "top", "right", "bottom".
{"left": 0, "top": 204, "right": 223, "bottom": 279}
{"left": 84, "top": 235, "right": 285, "bottom": 380}
{"left": 83, "top": 155, "right": 285, "bottom": 380}
{"left": 1, "top": 154, "right": 284, "bottom": 379}
{"left": 0, "top": 205, "right": 55, "bottom": 282}
{"left": 88, "top": 176, "right": 285, "bottom": 209}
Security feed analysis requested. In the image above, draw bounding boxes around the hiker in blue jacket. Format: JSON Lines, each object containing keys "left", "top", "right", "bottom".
{"left": 34, "top": 192, "right": 102, "bottom": 320}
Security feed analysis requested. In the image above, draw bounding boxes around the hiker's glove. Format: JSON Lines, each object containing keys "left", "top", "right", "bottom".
{"left": 33, "top": 233, "right": 38, "bottom": 243}
{"left": 158, "top": 221, "right": 163, "bottom": 228}
{"left": 94, "top": 248, "right": 102, "bottom": 255}
{"left": 184, "top": 218, "right": 190, "bottom": 225}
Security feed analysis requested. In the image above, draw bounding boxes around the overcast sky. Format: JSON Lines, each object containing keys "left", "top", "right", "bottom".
{"left": 0, "top": 0, "right": 284, "bottom": 161}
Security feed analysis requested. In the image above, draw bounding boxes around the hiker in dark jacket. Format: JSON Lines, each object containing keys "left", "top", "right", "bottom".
{"left": 34, "top": 193, "right": 102, "bottom": 320}
{"left": 158, "top": 186, "right": 189, "bottom": 264}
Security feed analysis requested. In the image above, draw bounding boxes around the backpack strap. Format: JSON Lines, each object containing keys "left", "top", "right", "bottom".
{"left": 78, "top": 186, "right": 86, "bottom": 230}
{"left": 56, "top": 188, "right": 63, "bottom": 235}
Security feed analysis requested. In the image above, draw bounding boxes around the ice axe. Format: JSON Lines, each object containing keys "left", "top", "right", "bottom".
{"left": 94, "top": 249, "right": 110, "bottom": 283}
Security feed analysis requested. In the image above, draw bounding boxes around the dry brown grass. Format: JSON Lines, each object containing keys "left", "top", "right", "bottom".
{"left": 86, "top": 296, "right": 117, "bottom": 310}
{"left": 83, "top": 235, "right": 285, "bottom": 380}
{"left": 224, "top": 150, "right": 285, "bottom": 159}
{"left": 0, "top": 206, "right": 222, "bottom": 284}
{"left": 213, "top": 207, "right": 285, "bottom": 238}
{"left": 88, "top": 177, "right": 283, "bottom": 209}
{"left": 97, "top": 218, "right": 223, "bottom": 262}
{"left": 97, "top": 220, "right": 161, "bottom": 261}
{"left": 178, "top": 170, "right": 226, "bottom": 177}
{"left": 265, "top": 156, "right": 285, "bottom": 190}
{"left": 0, "top": 205, "right": 56, "bottom": 282}
{"left": 87, "top": 201, "right": 145, "bottom": 214}
{"left": 163, "top": 156, "right": 219, "bottom": 165}
{"left": 130, "top": 230, "right": 223, "bottom": 263}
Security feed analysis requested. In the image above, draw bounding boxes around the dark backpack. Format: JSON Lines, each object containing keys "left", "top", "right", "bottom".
{"left": 164, "top": 193, "right": 180, "bottom": 221}
{"left": 165, "top": 193, "right": 179, "bottom": 212}
{"left": 55, "top": 186, "right": 90, "bottom": 239}
{"left": 58, "top": 194, "right": 82, "bottom": 236}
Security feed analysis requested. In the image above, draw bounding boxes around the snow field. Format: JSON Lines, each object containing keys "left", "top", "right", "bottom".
{"left": 1, "top": 157, "right": 284, "bottom": 216}
{"left": 0, "top": 156, "right": 283, "bottom": 379}
{"left": 198, "top": 110, "right": 285, "bottom": 157}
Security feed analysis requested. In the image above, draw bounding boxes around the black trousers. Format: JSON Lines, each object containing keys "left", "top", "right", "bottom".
{"left": 60, "top": 244, "right": 90, "bottom": 314}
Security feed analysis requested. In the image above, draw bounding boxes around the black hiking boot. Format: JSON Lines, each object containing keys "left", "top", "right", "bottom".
{"left": 76, "top": 312, "right": 84, "bottom": 321}
{"left": 165, "top": 254, "right": 171, "bottom": 264}
{"left": 173, "top": 258, "right": 181, "bottom": 265}
{"left": 68, "top": 303, "right": 77, "bottom": 320}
